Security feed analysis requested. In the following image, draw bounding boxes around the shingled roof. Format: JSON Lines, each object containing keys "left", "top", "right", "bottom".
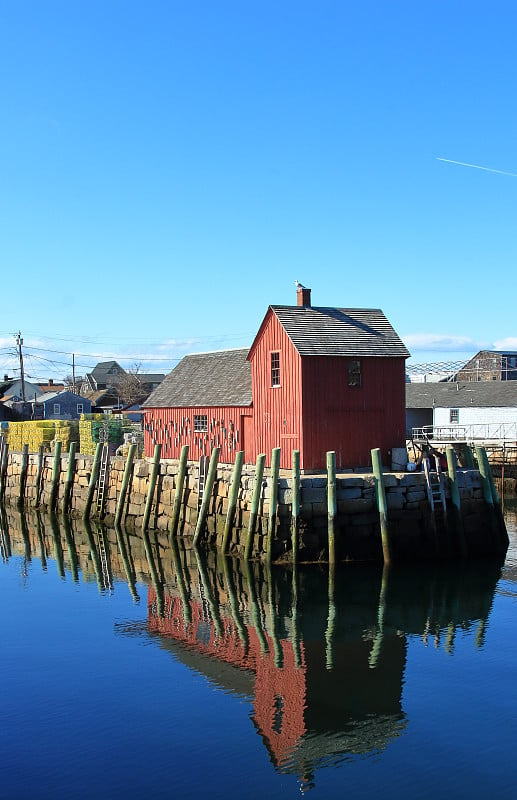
{"left": 268, "top": 306, "right": 410, "bottom": 358}
{"left": 143, "top": 348, "right": 252, "bottom": 408}
{"left": 406, "top": 381, "right": 517, "bottom": 408}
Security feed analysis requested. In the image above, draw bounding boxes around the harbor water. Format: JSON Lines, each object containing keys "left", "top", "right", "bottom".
{"left": 1, "top": 503, "right": 517, "bottom": 799}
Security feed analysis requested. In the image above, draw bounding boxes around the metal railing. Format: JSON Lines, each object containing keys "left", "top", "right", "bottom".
{"left": 411, "top": 422, "right": 517, "bottom": 444}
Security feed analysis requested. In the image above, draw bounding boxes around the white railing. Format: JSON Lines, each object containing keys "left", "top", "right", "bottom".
{"left": 411, "top": 422, "right": 517, "bottom": 444}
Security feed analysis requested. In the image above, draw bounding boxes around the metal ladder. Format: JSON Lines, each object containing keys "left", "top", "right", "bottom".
{"left": 97, "top": 527, "right": 113, "bottom": 591}
{"left": 197, "top": 455, "right": 209, "bottom": 510}
{"left": 423, "top": 456, "right": 446, "bottom": 513}
{"left": 96, "top": 443, "right": 110, "bottom": 515}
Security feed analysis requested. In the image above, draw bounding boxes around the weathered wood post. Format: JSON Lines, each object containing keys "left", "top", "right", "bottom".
{"left": 291, "top": 450, "right": 300, "bottom": 565}
{"left": 222, "top": 450, "right": 244, "bottom": 554}
{"left": 475, "top": 445, "right": 509, "bottom": 552}
{"left": 115, "top": 443, "right": 136, "bottom": 527}
{"left": 193, "top": 446, "right": 220, "bottom": 546}
{"left": 18, "top": 444, "right": 29, "bottom": 509}
{"left": 83, "top": 442, "right": 102, "bottom": 520}
{"left": 371, "top": 447, "right": 391, "bottom": 565}
{"left": 462, "top": 444, "right": 476, "bottom": 469}
{"left": 62, "top": 441, "right": 77, "bottom": 516}
{"left": 49, "top": 440, "right": 62, "bottom": 514}
{"left": 244, "top": 453, "right": 266, "bottom": 560}
{"left": 0, "top": 441, "right": 9, "bottom": 501}
{"left": 142, "top": 444, "right": 162, "bottom": 532}
{"left": 35, "top": 445, "right": 44, "bottom": 507}
{"left": 327, "top": 451, "right": 337, "bottom": 565}
{"left": 266, "top": 447, "right": 281, "bottom": 565}
{"left": 170, "top": 445, "right": 189, "bottom": 538}
{"left": 446, "top": 446, "right": 467, "bottom": 557}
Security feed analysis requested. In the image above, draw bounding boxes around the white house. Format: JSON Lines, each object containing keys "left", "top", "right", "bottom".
{"left": 406, "top": 382, "right": 517, "bottom": 442}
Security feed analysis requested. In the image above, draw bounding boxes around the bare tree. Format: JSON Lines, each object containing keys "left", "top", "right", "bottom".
{"left": 117, "top": 363, "right": 144, "bottom": 405}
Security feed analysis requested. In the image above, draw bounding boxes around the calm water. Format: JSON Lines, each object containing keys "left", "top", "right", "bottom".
{"left": 1, "top": 504, "right": 517, "bottom": 799}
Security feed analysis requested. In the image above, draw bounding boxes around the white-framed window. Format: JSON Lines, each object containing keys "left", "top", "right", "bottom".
{"left": 194, "top": 414, "right": 208, "bottom": 432}
{"left": 348, "top": 359, "right": 362, "bottom": 387}
{"left": 77, "top": 404, "right": 84, "bottom": 414}
{"left": 53, "top": 403, "right": 61, "bottom": 415}
{"left": 271, "top": 352, "right": 280, "bottom": 387}
{"left": 450, "top": 408, "right": 459, "bottom": 424}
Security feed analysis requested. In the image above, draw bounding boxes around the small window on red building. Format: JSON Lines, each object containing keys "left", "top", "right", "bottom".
{"left": 348, "top": 360, "right": 361, "bottom": 387}
{"left": 194, "top": 414, "right": 208, "bottom": 432}
{"left": 271, "top": 352, "right": 281, "bottom": 387}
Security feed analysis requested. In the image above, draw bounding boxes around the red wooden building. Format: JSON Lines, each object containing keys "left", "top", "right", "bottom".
{"left": 143, "top": 287, "right": 409, "bottom": 470}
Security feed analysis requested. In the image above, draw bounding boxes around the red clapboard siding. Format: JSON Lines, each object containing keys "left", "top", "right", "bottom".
{"left": 248, "top": 312, "right": 303, "bottom": 469}
{"left": 143, "top": 405, "right": 252, "bottom": 461}
{"left": 301, "top": 356, "right": 407, "bottom": 469}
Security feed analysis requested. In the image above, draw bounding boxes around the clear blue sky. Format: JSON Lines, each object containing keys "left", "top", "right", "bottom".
{"left": 1, "top": 1, "right": 515, "bottom": 382}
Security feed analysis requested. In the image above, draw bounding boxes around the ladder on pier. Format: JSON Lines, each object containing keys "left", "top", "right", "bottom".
{"left": 197, "top": 455, "right": 209, "bottom": 510}
{"left": 96, "top": 443, "right": 110, "bottom": 516}
{"left": 423, "top": 456, "right": 446, "bottom": 513}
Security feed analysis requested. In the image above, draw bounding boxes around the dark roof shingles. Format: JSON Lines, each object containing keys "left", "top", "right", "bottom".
{"left": 271, "top": 306, "right": 410, "bottom": 358}
{"left": 143, "top": 348, "right": 252, "bottom": 408}
{"left": 406, "top": 381, "right": 517, "bottom": 408}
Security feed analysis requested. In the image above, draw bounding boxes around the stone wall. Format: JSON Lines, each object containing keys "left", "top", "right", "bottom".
{"left": 0, "top": 448, "right": 505, "bottom": 562}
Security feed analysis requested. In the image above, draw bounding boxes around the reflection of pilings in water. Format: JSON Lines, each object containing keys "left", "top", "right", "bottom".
{"left": 267, "top": 566, "right": 283, "bottom": 668}
{"left": 445, "top": 622, "right": 455, "bottom": 654}
{"left": 476, "top": 619, "right": 487, "bottom": 648}
{"left": 0, "top": 506, "right": 11, "bottom": 561}
{"left": 170, "top": 536, "right": 191, "bottom": 624}
{"left": 194, "top": 547, "right": 224, "bottom": 638}
{"left": 49, "top": 513, "right": 65, "bottom": 579}
{"left": 19, "top": 511, "right": 32, "bottom": 562}
{"left": 62, "top": 515, "right": 79, "bottom": 583}
{"left": 36, "top": 512, "right": 47, "bottom": 570}
{"left": 291, "top": 566, "right": 302, "bottom": 669}
{"left": 83, "top": 517, "right": 104, "bottom": 591}
{"left": 325, "top": 563, "right": 336, "bottom": 670}
{"left": 243, "top": 560, "right": 268, "bottom": 655}
{"left": 369, "top": 565, "right": 389, "bottom": 669}
{"left": 142, "top": 528, "right": 164, "bottom": 617}
{"left": 221, "top": 554, "right": 249, "bottom": 653}
{"left": 114, "top": 523, "right": 140, "bottom": 603}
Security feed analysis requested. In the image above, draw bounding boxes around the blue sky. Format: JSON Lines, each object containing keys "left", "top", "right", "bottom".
{"left": 1, "top": 1, "right": 516, "bottom": 382}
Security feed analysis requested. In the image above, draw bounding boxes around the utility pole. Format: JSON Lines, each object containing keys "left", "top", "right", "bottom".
{"left": 72, "top": 353, "right": 76, "bottom": 393}
{"left": 15, "top": 331, "right": 26, "bottom": 402}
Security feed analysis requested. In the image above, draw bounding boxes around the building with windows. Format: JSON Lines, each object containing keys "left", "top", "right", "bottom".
{"left": 143, "top": 287, "right": 409, "bottom": 470}
{"left": 33, "top": 390, "right": 92, "bottom": 420}
{"left": 455, "top": 350, "right": 517, "bottom": 382}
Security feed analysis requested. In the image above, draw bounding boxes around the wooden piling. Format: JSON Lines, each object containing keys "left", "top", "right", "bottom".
{"left": 35, "top": 445, "right": 44, "bottom": 507}
{"left": 266, "top": 447, "right": 281, "bottom": 565}
{"left": 244, "top": 453, "right": 266, "bottom": 561}
{"left": 462, "top": 444, "right": 476, "bottom": 469}
{"left": 0, "top": 441, "right": 9, "bottom": 501}
{"left": 222, "top": 450, "right": 244, "bottom": 554}
{"left": 446, "top": 446, "right": 467, "bottom": 557}
{"left": 18, "top": 444, "right": 29, "bottom": 509}
{"left": 83, "top": 442, "right": 102, "bottom": 520}
{"left": 475, "top": 445, "right": 509, "bottom": 552}
{"left": 142, "top": 444, "right": 162, "bottom": 532}
{"left": 327, "top": 450, "right": 337, "bottom": 565}
{"left": 49, "top": 440, "right": 62, "bottom": 513}
{"left": 193, "top": 446, "right": 220, "bottom": 546}
{"left": 170, "top": 445, "right": 189, "bottom": 538}
{"left": 62, "top": 441, "right": 77, "bottom": 516}
{"left": 371, "top": 447, "right": 391, "bottom": 565}
{"left": 291, "top": 450, "right": 300, "bottom": 565}
{"left": 115, "top": 443, "right": 136, "bottom": 527}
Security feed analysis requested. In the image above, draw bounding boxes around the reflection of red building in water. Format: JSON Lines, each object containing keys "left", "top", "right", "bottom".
{"left": 147, "top": 585, "right": 407, "bottom": 773}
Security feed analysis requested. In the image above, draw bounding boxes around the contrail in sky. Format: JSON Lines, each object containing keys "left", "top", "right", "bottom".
{"left": 436, "top": 157, "right": 517, "bottom": 178}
